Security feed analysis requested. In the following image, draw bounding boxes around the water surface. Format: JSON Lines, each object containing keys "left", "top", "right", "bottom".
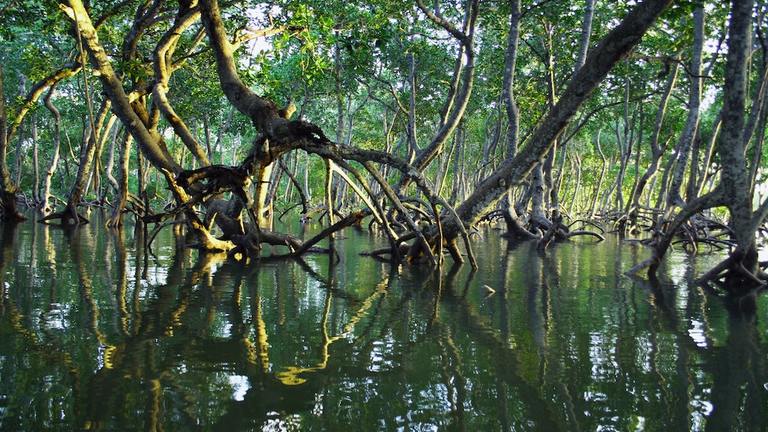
{"left": 0, "top": 214, "right": 766, "bottom": 431}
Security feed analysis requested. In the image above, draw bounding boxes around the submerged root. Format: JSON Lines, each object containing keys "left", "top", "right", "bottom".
{"left": 39, "top": 205, "right": 88, "bottom": 226}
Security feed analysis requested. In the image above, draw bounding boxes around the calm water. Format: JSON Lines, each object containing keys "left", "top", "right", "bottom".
{"left": 0, "top": 213, "right": 766, "bottom": 431}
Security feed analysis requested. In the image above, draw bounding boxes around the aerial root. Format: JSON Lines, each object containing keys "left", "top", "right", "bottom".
{"left": 566, "top": 230, "right": 606, "bottom": 241}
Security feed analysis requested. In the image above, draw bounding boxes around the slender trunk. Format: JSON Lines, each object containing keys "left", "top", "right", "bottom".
{"left": 627, "top": 112, "right": 643, "bottom": 217}
{"left": 655, "top": 155, "right": 675, "bottom": 209}
{"left": 13, "top": 76, "right": 27, "bottom": 188}
{"left": 554, "top": 144, "right": 568, "bottom": 204}
{"left": 436, "top": 132, "right": 458, "bottom": 198}
{"left": 104, "top": 124, "right": 119, "bottom": 199}
{"left": 568, "top": 153, "right": 582, "bottom": 214}
{"left": 614, "top": 83, "right": 633, "bottom": 212}
{"left": 628, "top": 61, "right": 679, "bottom": 226}
{"left": 31, "top": 115, "right": 39, "bottom": 205}
{"left": 323, "top": 159, "right": 335, "bottom": 231}
{"left": 667, "top": 5, "right": 704, "bottom": 208}
{"left": 499, "top": 0, "right": 537, "bottom": 239}
{"left": 531, "top": 165, "right": 547, "bottom": 223}
{"left": 646, "top": 174, "right": 657, "bottom": 208}
{"left": 203, "top": 117, "right": 213, "bottom": 160}
{"left": 303, "top": 152, "right": 312, "bottom": 202}
{"left": 265, "top": 160, "right": 283, "bottom": 218}
{"left": 406, "top": 51, "right": 418, "bottom": 164}
{"left": 107, "top": 131, "right": 133, "bottom": 227}
{"left": 40, "top": 85, "right": 62, "bottom": 217}
{"left": 685, "top": 129, "right": 702, "bottom": 201}
{"left": 589, "top": 130, "right": 606, "bottom": 218}
{"left": 398, "top": 0, "right": 479, "bottom": 190}
{"left": 542, "top": 21, "right": 559, "bottom": 218}
{"left": 63, "top": 100, "right": 111, "bottom": 223}
{"left": 85, "top": 114, "right": 117, "bottom": 201}
{"left": 576, "top": 0, "right": 596, "bottom": 69}
{"left": 449, "top": 128, "right": 464, "bottom": 205}
{"left": 332, "top": 43, "right": 347, "bottom": 206}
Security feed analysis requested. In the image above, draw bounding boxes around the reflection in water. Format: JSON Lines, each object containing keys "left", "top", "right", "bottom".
{"left": 0, "top": 216, "right": 767, "bottom": 431}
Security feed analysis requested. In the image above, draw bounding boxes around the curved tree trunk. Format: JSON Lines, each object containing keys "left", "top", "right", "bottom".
{"left": 636, "top": 0, "right": 761, "bottom": 292}
{"left": 152, "top": 6, "right": 211, "bottom": 167}
{"left": 443, "top": 0, "right": 672, "bottom": 239}
{"left": 396, "top": 0, "right": 479, "bottom": 192}
{"left": 500, "top": 0, "right": 538, "bottom": 240}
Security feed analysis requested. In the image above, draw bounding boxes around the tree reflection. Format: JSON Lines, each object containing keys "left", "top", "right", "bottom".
{"left": 0, "top": 224, "right": 766, "bottom": 430}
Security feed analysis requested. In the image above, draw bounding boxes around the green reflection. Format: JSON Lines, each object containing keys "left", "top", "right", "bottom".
{"left": 0, "top": 216, "right": 766, "bottom": 431}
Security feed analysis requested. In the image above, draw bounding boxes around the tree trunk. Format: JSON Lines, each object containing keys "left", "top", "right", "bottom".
{"left": 717, "top": 0, "right": 758, "bottom": 289}
{"left": 628, "top": 61, "right": 679, "bottom": 228}
{"left": 568, "top": 153, "right": 582, "bottom": 214}
{"left": 106, "top": 131, "right": 133, "bottom": 227}
{"left": 499, "top": 0, "right": 537, "bottom": 239}
{"left": 589, "top": 130, "right": 606, "bottom": 218}
{"left": 13, "top": 75, "right": 27, "bottom": 188}
{"left": 576, "top": 0, "right": 596, "bottom": 69}
{"left": 666, "top": 5, "right": 704, "bottom": 208}
{"left": 104, "top": 124, "right": 119, "bottom": 200}
{"left": 31, "top": 114, "right": 39, "bottom": 205}
{"left": 40, "top": 85, "right": 62, "bottom": 217}
{"left": 0, "top": 66, "right": 24, "bottom": 221}
{"left": 61, "top": 100, "right": 112, "bottom": 224}
{"left": 397, "top": 0, "right": 479, "bottom": 191}
{"left": 443, "top": 0, "right": 672, "bottom": 238}
{"left": 152, "top": 5, "right": 211, "bottom": 167}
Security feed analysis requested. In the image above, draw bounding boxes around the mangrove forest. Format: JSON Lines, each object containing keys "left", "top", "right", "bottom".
{"left": 0, "top": 0, "right": 767, "bottom": 429}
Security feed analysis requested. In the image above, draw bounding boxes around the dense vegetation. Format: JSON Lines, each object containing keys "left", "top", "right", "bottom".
{"left": 0, "top": 0, "right": 766, "bottom": 294}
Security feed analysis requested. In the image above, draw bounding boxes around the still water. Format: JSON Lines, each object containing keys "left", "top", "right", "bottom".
{"left": 0, "top": 214, "right": 766, "bottom": 431}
